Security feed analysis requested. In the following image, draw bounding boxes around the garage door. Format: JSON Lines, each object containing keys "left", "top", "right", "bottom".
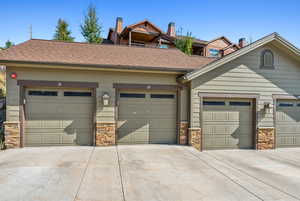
{"left": 25, "top": 88, "right": 94, "bottom": 146}
{"left": 117, "top": 91, "right": 176, "bottom": 144}
{"left": 203, "top": 99, "right": 254, "bottom": 150}
{"left": 276, "top": 100, "right": 300, "bottom": 148}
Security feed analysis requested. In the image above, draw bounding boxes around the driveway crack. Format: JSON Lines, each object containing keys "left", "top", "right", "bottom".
{"left": 73, "top": 147, "right": 95, "bottom": 201}
{"left": 207, "top": 152, "right": 300, "bottom": 201}
{"left": 183, "top": 147, "right": 264, "bottom": 201}
{"left": 116, "top": 145, "right": 126, "bottom": 201}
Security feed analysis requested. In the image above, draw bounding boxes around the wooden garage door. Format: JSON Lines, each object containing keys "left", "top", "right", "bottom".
{"left": 203, "top": 99, "right": 254, "bottom": 150}
{"left": 117, "top": 91, "right": 176, "bottom": 144}
{"left": 25, "top": 88, "right": 94, "bottom": 146}
{"left": 276, "top": 100, "right": 300, "bottom": 148}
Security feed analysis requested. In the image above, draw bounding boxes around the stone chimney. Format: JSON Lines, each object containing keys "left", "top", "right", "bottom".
{"left": 238, "top": 38, "right": 247, "bottom": 48}
{"left": 115, "top": 17, "right": 123, "bottom": 34}
{"left": 167, "top": 22, "right": 176, "bottom": 37}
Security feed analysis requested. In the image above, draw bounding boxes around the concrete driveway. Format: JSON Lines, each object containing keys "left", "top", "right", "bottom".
{"left": 0, "top": 146, "right": 300, "bottom": 201}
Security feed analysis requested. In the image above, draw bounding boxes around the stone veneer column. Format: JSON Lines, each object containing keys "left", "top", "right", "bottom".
{"left": 95, "top": 122, "right": 116, "bottom": 146}
{"left": 257, "top": 127, "right": 275, "bottom": 150}
{"left": 178, "top": 121, "right": 188, "bottom": 145}
{"left": 188, "top": 128, "right": 202, "bottom": 151}
{"left": 4, "top": 121, "right": 21, "bottom": 148}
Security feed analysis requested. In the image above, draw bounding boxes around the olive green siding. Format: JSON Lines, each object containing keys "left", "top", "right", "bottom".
{"left": 6, "top": 67, "right": 188, "bottom": 130}
{"left": 191, "top": 44, "right": 300, "bottom": 130}
{"left": 180, "top": 86, "right": 189, "bottom": 122}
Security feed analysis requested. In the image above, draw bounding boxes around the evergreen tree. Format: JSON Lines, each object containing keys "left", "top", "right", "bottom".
{"left": 80, "top": 5, "right": 102, "bottom": 43}
{"left": 175, "top": 32, "right": 193, "bottom": 56}
{"left": 1, "top": 40, "right": 14, "bottom": 50}
{"left": 53, "top": 19, "right": 74, "bottom": 41}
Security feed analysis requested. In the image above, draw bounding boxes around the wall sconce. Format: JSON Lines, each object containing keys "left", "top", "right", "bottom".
{"left": 264, "top": 102, "right": 273, "bottom": 114}
{"left": 102, "top": 92, "right": 110, "bottom": 106}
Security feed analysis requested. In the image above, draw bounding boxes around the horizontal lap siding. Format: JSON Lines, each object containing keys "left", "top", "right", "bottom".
{"left": 6, "top": 77, "right": 20, "bottom": 122}
{"left": 191, "top": 44, "right": 300, "bottom": 128}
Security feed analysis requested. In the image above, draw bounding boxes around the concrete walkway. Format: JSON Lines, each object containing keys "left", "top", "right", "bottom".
{"left": 0, "top": 146, "right": 300, "bottom": 201}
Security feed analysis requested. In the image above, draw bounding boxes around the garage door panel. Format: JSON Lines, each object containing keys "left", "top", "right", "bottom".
{"left": 42, "top": 135, "right": 63, "bottom": 144}
{"left": 118, "top": 126, "right": 149, "bottom": 135}
{"left": 277, "top": 111, "right": 300, "bottom": 122}
{"left": 62, "top": 135, "right": 76, "bottom": 144}
{"left": 119, "top": 108, "right": 176, "bottom": 116}
{"left": 204, "top": 126, "right": 251, "bottom": 135}
{"left": 118, "top": 91, "right": 176, "bottom": 144}
{"left": 276, "top": 100, "right": 300, "bottom": 148}
{"left": 277, "top": 136, "right": 300, "bottom": 147}
{"left": 203, "top": 99, "right": 253, "bottom": 150}
{"left": 118, "top": 128, "right": 149, "bottom": 144}
{"left": 27, "top": 120, "right": 63, "bottom": 128}
{"left": 26, "top": 128, "right": 65, "bottom": 134}
{"left": 204, "top": 113, "right": 251, "bottom": 122}
{"left": 204, "top": 135, "right": 252, "bottom": 149}
{"left": 25, "top": 88, "right": 93, "bottom": 146}
{"left": 25, "top": 135, "right": 43, "bottom": 144}
{"left": 277, "top": 125, "right": 300, "bottom": 133}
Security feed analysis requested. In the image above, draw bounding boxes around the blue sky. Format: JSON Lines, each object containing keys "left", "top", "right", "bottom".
{"left": 1, "top": 0, "right": 299, "bottom": 47}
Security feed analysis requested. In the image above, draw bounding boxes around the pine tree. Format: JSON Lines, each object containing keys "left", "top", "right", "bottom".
{"left": 1, "top": 40, "right": 14, "bottom": 50}
{"left": 80, "top": 5, "right": 102, "bottom": 43}
{"left": 53, "top": 19, "right": 74, "bottom": 41}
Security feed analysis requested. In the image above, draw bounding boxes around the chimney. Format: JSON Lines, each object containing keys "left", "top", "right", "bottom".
{"left": 238, "top": 38, "right": 247, "bottom": 48}
{"left": 167, "top": 22, "right": 176, "bottom": 37}
{"left": 115, "top": 17, "right": 123, "bottom": 34}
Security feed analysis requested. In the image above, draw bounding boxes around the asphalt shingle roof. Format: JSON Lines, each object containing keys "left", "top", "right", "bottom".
{"left": 0, "top": 39, "right": 215, "bottom": 71}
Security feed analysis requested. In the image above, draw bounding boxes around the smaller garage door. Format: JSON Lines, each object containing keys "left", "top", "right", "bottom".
{"left": 25, "top": 88, "right": 94, "bottom": 146}
{"left": 203, "top": 98, "right": 254, "bottom": 150}
{"left": 117, "top": 91, "right": 177, "bottom": 144}
{"left": 276, "top": 100, "right": 300, "bottom": 148}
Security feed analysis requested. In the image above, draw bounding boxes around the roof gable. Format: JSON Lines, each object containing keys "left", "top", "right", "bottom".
{"left": 121, "top": 20, "right": 163, "bottom": 35}
{"left": 184, "top": 33, "right": 300, "bottom": 81}
{"left": 208, "top": 36, "right": 232, "bottom": 46}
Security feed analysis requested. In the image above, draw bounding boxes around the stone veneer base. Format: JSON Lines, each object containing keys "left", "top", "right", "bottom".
{"left": 257, "top": 127, "right": 275, "bottom": 150}
{"left": 4, "top": 121, "right": 21, "bottom": 148}
{"left": 178, "top": 121, "right": 188, "bottom": 145}
{"left": 95, "top": 122, "right": 116, "bottom": 146}
{"left": 188, "top": 128, "right": 201, "bottom": 151}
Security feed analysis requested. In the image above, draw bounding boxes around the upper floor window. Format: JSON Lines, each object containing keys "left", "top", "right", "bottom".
{"left": 159, "top": 44, "right": 169, "bottom": 49}
{"left": 260, "top": 49, "right": 274, "bottom": 69}
{"left": 209, "top": 48, "right": 219, "bottom": 57}
{"left": 131, "top": 41, "right": 145, "bottom": 47}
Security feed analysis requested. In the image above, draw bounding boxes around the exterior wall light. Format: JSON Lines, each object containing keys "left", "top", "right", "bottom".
{"left": 264, "top": 102, "right": 273, "bottom": 114}
{"left": 102, "top": 92, "right": 110, "bottom": 106}
{"left": 10, "top": 72, "right": 17, "bottom": 79}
